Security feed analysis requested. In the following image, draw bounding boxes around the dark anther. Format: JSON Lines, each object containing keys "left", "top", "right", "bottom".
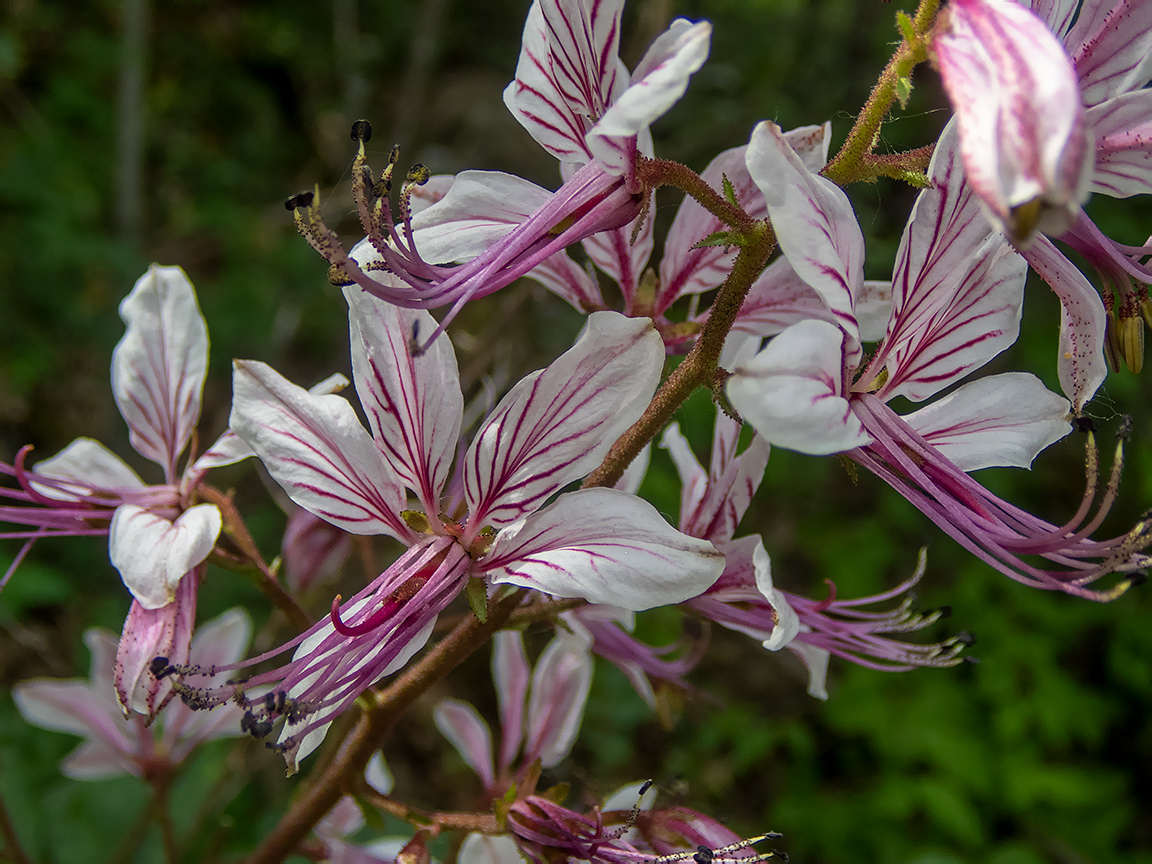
{"left": 692, "top": 846, "right": 713, "bottom": 864}
{"left": 937, "top": 605, "right": 952, "bottom": 620}
{"left": 1129, "top": 571, "right": 1147, "bottom": 588}
{"left": 1075, "top": 416, "right": 1098, "bottom": 433}
{"left": 264, "top": 691, "right": 277, "bottom": 713}
{"left": 351, "top": 119, "right": 373, "bottom": 142}
{"left": 284, "top": 190, "right": 315, "bottom": 211}
{"left": 149, "top": 656, "right": 172, "bottom": 679}
{"left": 389, "top": 144, "right": 401, "bottom": 165}
{"left": 638, "top": 779, "right": 654, "bottom": 796}
{"left": 406, "top": 163, "right": 431, "bottom": 185}
{"left": 956, "top": 630, "right": 976, "bottom": 646}
{"left": 1118, "top": 414, "right": 1133, "bottom": 440}
{"left": 241, "top": 710, "right": 274, "bottom": 739}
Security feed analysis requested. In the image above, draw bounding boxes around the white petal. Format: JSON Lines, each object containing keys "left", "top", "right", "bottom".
{"left": 434, "top": 699, "right": 496, "bottom": 788}
{"left": 745, "top": 121, "right": 863, "bottom": 351}
{"left": 410, "top": 172, "right": 553, "bottom": 263}
{"left": 464, "top": 312, "right": 662, "bottom": 529}
{"left": 482, "top": 488, "right": 724, "bottom": 609}
{"left": 524, "top": 628, "right": 593, "bottom": 768}
{"left": 750, "top": 542, "right": 800, "bottom": 651}
{"left": 788, "top": 639, "right": 830, "bottom": 700}
{"left": 345, "top": 288, "right": 462, "bottom": 514}
{"left": 727, "top": 320, "right": 870, "bottom": 456}
{"left": 111, "top": 265, "right": 208, "bottom": 479}
{"left": 109, "top": 504, "right": 220, "bottom": 608}
{"left": 588, "top": 19, "right": 711, "bottom": 174}
{"left": 32, "top": 438, "right": 145, "bottom": 500}
{"left": 903, "top": 373, "right": 1071, "bottom": 471}
{"left": 460, "top": 833, "right": 524, "bottom": 864}
{"left": 230, "top": 360, "right": 411, "bottom": 541}
{"left": 492, "top": 630, "right": 530, "bottom": 770}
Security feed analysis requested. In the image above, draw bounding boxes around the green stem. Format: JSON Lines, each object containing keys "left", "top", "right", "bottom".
{"left": 823, "top": 0, "right": 941, "bottom": 186}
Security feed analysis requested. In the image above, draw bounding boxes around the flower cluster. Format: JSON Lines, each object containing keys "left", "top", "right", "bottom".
{"left": 4, "top": 0, "right": 1151, "bottom": 860}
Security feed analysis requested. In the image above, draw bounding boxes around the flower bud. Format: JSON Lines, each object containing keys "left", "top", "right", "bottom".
{"left": 933, "top": 0, "right": 1093, "bottom": 246}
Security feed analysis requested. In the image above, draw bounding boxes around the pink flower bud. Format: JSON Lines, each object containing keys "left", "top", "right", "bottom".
{"left": 934, "top": 0, "right": 1093, "bottom": 245}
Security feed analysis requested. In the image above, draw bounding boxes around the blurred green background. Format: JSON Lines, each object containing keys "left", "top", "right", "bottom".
{"left": 2, "top": 0, "right": 1151, "bottom": 862}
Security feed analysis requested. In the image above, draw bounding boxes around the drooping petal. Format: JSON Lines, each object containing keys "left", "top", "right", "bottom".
{"left": 587, "top": 18, "right": 711, "bottom": 175}
{"left": 1087, "top": 90, "right": 1152, "bottom": 198}
{"left": 464, "top": 312, "right": 662, "bottom": 530}
{"left": 281, "top": 508, "right": 353, "bottom": 594}
{"left": 660, "top": 422, "right": 708, "bottom": 532}
{"left": 114, "top": 571, "right": 196, "bottom": 717}
{"left": 745, "top": 121, "right": 863, "bottom": 352}
{"left": 346, "top": 288, "right": 463, "bottom": 514}
{"left": 659, "top": 124, "right": 829, "bottom": 313}
{"left": 787, "top": 639, "right": 831, "bottom": 700}
{"left": 109, "top": 503, "right": 220, "bottom": 609}
{"left": 902, "top": 373, "right": 1071, "bottom": 471}
{"left": 111, "top": 265, "right": 209, "bottom": 481}
{"left": 60, "top": 740, "right": 142, "bottom": 780}
{"left": 503, "top": 0, "right": 627, "bottom": 165}
{"left": 434, "top": 699, "right": 496, "bottom": 789}
{"left": 230, "top": 360, "right": 411, "bottom": 541}
{"left": 524, "top": 628, "right": 593, "bottom": 768}
{"left": 750, "top": 541, "right": 800, "bottom": 650}
{"left": 31, "top": 438, "right": 146, "bottom": 500}
{"left": 493, "top": 630, "right": 531, "bottom": 771}
{"left": 460, "top": 833, "right": 523, "bottom": 864}
{"left": 481, "top": 487, "right": 724, "bottom": 609}
{"left": 1063, "top": 0, "right": 1152, "bottom": 107}
{"left": 12, "top": 679, "right": 131, "bottom": 743}
{"left": 934, "top": 0, "right": 1092, "bottom": 243}
{"left": 410, "top": 172, "right": 554, "bottom": 263}
{"left": 1020, "top": 237, "right": 1108, "bottom": 410}
{"left": 871, "top": 126, "right": 1028, "bottom": 402}
{"left": 727, "top": 320, "right": 871, "bottom": 456}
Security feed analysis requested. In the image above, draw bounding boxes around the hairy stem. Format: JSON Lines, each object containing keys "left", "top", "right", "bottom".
{"left": 583, "top": 219, "right": 776, "bottom": 489}
{"left": 823, "top": 0, "right": 941, "bottom": 186}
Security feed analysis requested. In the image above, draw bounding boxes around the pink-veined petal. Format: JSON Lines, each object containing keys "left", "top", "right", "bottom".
{"left": 587, "top": 18, "right": 711, "bottom": 175}
{"left": 745, "top": 121, "right": 863, "bottom": 353}
{"left": 581, "top": 212, "right": 654, "bottom": 311}
{"left": 434, "top": 699, "right": 496, "bottom": 789}
{"left": 229, "top": 360, "right": 411, "bottom": 541}
{"left": 857, "top": 281, "right": 894, "bottom": 343}
{"left": 109, "top": 503, "right": 220, "bottom": 609}
{"left": 526, "top": 249, "right": 607, "bottom": 312}
{"left": 503, "top": 0, "right": 627, "bottom": 164}
{"left": 870, "top": 130, "right": 1027, "bottom": 402}
{"left": 1064, "top": 0, "right": 1152, "bottom": 107}
{"left": 111, "top": 265, "right": 208, "bottom": 481}
{"left": 524, "top": 628, "right": 593, "bottom": 768}
{"left": 1087, "top": 90, "right": 1152, "bottom": 198}
{"left": 934, "top": 0, "right": 1091, "bottom": 243}
{"left": 481, "top": 487, "right": 724, "bottom": 609}
{"left": 726, "top": 255, "right": 839, "bottom": 340}
{"left": 115, "top": 572, "right": 195, "bottom": 717}
{"left": 660, "top": 422, "right": 708, "bottom": 533}
{"left": 614, "top": 442, "right": 650, "bottom": 496}
{"left": 1021, "top": 237, "right": 1107, "bottom": 410}
{"left": 346, "top": 288, "right": 462, "bottom": 514}
{"left": 903, "top": 373, "right": 1071, "bottom": 472}
{"left": 409, "top": 174, "right": 456, "bottom": 216}
{"left": 492, "top": 630, "right": 530, "bottom": 771}
{"left": 32, "top": 438, "right": 145, "bottom": 501}
{"left": 464, "top": 312, "right": 662, "bottom": 530}
{"left": 410, "top": 172, "right": 553, "bottom": 263}
{"left": 1027, "top": 0, "right": 1078, "bottom": 39}
{"left": 13, "top": 679, "right": 130, "bottom": 742}
{"left": 659, "top": 124, "right": 828, "bottom": 313}
{"left": 727, "top": 320, "right": 870, "bottom": 456}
